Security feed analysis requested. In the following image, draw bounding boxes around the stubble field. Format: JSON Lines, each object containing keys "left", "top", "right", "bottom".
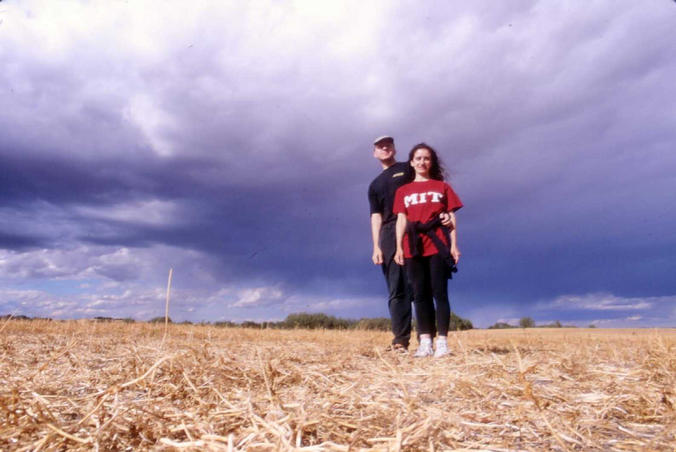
{"left": 1, "top": 320, "right": 675, "bottom": 451}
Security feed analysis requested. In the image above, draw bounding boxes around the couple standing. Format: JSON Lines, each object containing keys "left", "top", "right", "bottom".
{"left": 368, "top": 136, "right": 462, "bottom": 357}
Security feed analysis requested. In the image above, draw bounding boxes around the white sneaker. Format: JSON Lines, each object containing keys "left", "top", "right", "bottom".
{"left": 434, "top": 340, "right": 450, "bottom": 358}
{"left": 414, "top": 343, "right": 433, "bottom": 357}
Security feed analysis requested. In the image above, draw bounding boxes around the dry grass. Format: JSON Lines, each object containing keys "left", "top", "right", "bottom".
{"left": 1, "top": 321, "right": 675, "bottom": 451}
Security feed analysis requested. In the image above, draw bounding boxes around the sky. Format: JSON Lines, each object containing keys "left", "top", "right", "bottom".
{"left": 1, "top": 0, "right": 675, "bottom": 328}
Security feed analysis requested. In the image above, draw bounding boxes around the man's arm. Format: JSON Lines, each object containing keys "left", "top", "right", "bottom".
{"left": 371, "top": 213, "right": 383, "bottom": 265}
{"left": 439, "top": 211, "right": 454, "bottom": 228}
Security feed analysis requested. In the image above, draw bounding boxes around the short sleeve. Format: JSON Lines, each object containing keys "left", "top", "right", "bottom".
{"left": 444, "top": 183, "right": 463, "bottom": 212}
{"left": 393, "top": 185, "right": 406, "bottom": 215}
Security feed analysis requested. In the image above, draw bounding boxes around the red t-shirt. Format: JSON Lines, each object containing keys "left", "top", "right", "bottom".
{"left": 393, "top": 179, "right": 463, "bottom": 258}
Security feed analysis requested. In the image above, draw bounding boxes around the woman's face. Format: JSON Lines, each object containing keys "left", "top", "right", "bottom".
{"left": 411, "top": 148, "right": 432, "bottom": 177}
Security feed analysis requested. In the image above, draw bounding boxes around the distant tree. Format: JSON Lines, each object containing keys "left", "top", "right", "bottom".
{"left": 149, "top": 316, "right": 172, "bottom": 323}
{"left": 519, "top": 317, "right": 535, "bottom": 328}
{"left": 1, "top": 314, "right": 31, "bottom": 321}
{"left": 94, "top": 316, "right": 135, "bottom": 323}
{"left": 488, "top": 322, "right": 515, "bottom": 329}
{"left": 282, "top": 313, "right": 353, "bottom": 330}
{"left": 554, "top": 320, "right": 562, "bottom": 328}
{"left": 241, "top": 320, "right": 262, "bottom": 329}
{"left": 449, "top": 312, "right": 473, "bottom": 331}
{"left": 588, "top": 324, "right": 597, "bottom": 328}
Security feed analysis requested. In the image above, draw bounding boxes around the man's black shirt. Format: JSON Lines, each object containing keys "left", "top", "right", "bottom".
{"left": 368, "top": 161, "right": 413, "bottom": 226}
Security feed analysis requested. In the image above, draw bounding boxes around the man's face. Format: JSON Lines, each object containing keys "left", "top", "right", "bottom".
{"left": 373, "top": 140, "right": 396, "bottom": 162}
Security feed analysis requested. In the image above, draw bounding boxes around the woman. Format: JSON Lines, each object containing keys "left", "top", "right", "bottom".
{"left": 393, "top": 143, "right": 463, "bottom": 357}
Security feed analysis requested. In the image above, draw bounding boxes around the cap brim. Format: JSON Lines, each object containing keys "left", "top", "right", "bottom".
{"left": 373, "top": 135, "right": 394, "bottom": 145}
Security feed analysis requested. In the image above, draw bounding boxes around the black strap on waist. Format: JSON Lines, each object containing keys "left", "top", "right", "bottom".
{"left": 406, "top": 217, "right": 458, "bottom": 278}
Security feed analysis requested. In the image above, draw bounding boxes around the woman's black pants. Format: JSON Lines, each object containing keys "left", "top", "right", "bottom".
{"left": 406, "top": 253, "right": 450, "bottom": 336}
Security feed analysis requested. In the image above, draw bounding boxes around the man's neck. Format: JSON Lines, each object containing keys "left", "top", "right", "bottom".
{"left": 380, "top": 158, "right": 397, "bottom": 170}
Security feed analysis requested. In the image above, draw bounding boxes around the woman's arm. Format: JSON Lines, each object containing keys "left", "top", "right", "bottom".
{"left": 449, "top": 211, "right": 461, "bottom": 264}
{"left": 394, "top": 213, "right": 407, "bottom": 266}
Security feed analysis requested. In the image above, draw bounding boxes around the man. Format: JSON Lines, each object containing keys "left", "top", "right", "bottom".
{"left": 368, "top": 135, "right": 413, "bottom": 351}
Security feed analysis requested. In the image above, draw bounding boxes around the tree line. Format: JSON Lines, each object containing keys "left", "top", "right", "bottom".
{"left": 488, "top": 317, "right": 592, "bottom": 329}
{"left": 152, "top": 312, "right": 474, "bottom": 331}
{"left": 2, "top": 312, "right": 474, "bottom": 331}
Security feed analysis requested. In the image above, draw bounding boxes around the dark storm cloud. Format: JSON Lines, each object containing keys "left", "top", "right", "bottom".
{"left": 0, "top": 231, "right": 46, "bottom": 250}
{"left": 0, "top": 133, "right": 372, "bottom": 290}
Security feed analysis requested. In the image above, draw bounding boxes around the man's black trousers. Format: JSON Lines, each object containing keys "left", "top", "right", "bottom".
{"left": 380, "top": 223, "right": 412, "bottom": 348}
{"left": 382, "top": 257, "right": 412, "bottom": 348}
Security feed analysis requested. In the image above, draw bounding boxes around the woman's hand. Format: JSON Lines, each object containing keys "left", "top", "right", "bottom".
{"left": 394, "top": 248, "right": 405, "bottom": 266}
{"left": 451, "top": 245, "right": 461, "bottom": 264}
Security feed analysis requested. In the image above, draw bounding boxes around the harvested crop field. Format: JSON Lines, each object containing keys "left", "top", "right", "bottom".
{"left": 1, "top": 320, "right": 675, "bottom": 451}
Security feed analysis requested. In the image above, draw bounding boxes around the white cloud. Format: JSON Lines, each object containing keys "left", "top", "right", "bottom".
{"left": 230, "top": 287, "right": 285, "bottom": 308}
{"left": 583, "top": 315, "right": 663, "bottom": 329}
{"left": 0, "top": 280, "right": 376, "bottom": 322}
{"left": 307, "top": 296, "right": 379, "bottom": 314}
{"left": 124, "top": 95, "right": 177, "bottom": 157}
{"left": 0, "top": 285, "right": 165, "bottom": 319}
{"left": 0, "top": 244, "right": 212, "bottom": 284}
{"left": 544, "top": 292, "right": 668, "bottom": 311}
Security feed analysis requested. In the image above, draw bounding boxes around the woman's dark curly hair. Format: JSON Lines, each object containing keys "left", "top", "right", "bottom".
{"left": 408, "top": 143, "right": 446, "bottom": 181}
